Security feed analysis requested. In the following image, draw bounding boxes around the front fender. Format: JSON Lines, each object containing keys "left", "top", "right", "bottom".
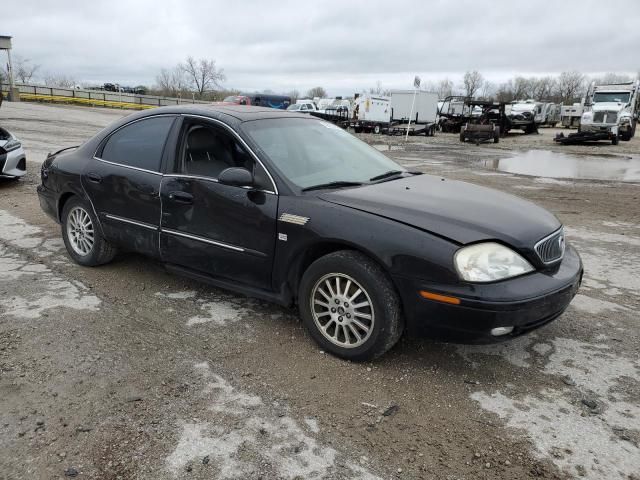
{"left": 272, "top": 196, "right": 460, "bottom": 299}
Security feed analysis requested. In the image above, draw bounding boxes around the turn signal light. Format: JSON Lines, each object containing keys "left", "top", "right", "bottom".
{"left": 419, "top": 290, "right": 461, "bottom": 305}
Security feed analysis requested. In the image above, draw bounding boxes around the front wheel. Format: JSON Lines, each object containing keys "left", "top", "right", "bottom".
{"left": 61, "top": 197, "right": 117, "bottom": 266}
{"left": 298, "top": 251, "right": 403, "bottom": 361}
{"left": 612, "top": 135, "right": 619, "bottom": 145}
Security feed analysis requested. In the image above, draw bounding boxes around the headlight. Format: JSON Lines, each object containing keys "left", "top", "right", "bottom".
{"left": 581, "top": 113, "right": 592, "bottom": 123}
{"left": 620, "top": 116, "right": 631, "bottom": 124}
{"left": 3, "top": 138, "right": 21, "bottom": 153}
{"left": 454, "top": 242, "right": 534, "bottom": 282}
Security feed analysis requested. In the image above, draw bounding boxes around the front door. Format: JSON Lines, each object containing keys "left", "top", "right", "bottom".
{"left": 82, "top": 115, "right": 176, "bottom": 255}
{"left": 159, "top": 117, "right": 278, "bottom": 290}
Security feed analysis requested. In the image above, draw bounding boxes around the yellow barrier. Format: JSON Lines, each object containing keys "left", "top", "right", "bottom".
{"left": 17, "top": 93, "right": 157, "bottom": 111}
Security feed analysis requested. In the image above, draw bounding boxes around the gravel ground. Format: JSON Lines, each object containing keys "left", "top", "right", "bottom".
{"left": 0, "top": 102, "right": 638, "bottom": 480}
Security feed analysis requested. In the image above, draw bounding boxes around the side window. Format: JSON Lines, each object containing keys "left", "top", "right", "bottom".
{"left": 179, "top": 122, "right": 273, "bottom": 191}
{"left": 301, "top": 104, "right": 308, "bottom": 111}
{"left": 100, "top": 116, "right": 174, "bottom": 171}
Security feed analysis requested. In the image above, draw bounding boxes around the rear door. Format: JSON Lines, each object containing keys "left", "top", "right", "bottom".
{"left": 82, "top": 115, "right": 176, "bottom": 255}
{"left": 159, "top": 117, "right": 278, "bottom": 289}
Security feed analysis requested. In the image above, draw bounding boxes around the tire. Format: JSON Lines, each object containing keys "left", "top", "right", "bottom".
{"left": 373, "top": 124, "right": 381, "bottom": 134}
{"left": 493, "top": 135, "right": 499, "bottom": 144}
{"left": 611, "top": 135, "right": 619, "bottom": 145}
{"left": 298, "top": 250, "right": 404, "bottom": 361}
{"left": 61, "top": 196, "right": 117, "bottom": 266}
{"left": 459, "top": 132, "right": 465, "bottom": 142}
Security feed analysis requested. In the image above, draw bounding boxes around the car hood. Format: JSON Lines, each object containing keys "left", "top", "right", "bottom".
{"left": 319, "top": 174, "right": 560, "bottom": 247}
{"left": 591, "top": 103, "right": 627, "bottom": 112}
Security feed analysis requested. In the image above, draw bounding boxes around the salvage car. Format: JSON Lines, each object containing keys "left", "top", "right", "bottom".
{"left": 0, "top": 126, "right": 27, "bottom": 179}
{"left": 37, "top": 105, "right": 583, "bottom": 360}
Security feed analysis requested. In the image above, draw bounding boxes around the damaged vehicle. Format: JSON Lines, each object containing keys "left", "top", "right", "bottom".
{"left": 37, "top": 105, "right": 583, "bottom": 360}
{"left": 0, "top": 126, "right": 27, "bottom": 179}
{"left": 506, "top": 100, "right": 543, "bottom": 134}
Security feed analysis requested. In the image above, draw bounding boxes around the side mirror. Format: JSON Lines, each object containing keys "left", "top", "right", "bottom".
{"left": 218, "top": 167, "right": 254, "bottom": 188}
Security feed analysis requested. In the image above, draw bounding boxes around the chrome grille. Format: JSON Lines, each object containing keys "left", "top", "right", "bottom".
{"left": 593, "top": 111, "right": 618, "bottom": 124}
{"left": 535, "top": 228, "right": 565, "bottom": 264}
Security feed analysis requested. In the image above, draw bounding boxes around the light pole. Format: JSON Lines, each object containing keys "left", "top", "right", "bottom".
{"left": 0, "top": 35, "right": 19, "bottom": 102}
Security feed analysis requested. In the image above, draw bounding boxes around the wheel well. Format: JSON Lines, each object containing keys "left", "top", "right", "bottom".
{"left": 288, "top": 242, "right": 394, "bottom": 305}
{"left": 57, "top": 192, "right": 76, "bottom": 222}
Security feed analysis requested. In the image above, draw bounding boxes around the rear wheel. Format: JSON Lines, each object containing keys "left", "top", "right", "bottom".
{"left": 61, "top": 197, "right": 117, "bottom": 266}
{"left": 373, "top": 124, "right": 381, "bottom": 134}
{"left": 459, "top": 132, "right": 465, "bottom": 142}
{"left": 298, "top": 251, "right": 403, "bottom": 361}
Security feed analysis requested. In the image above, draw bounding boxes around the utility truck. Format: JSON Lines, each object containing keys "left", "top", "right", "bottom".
{"left": 555, "top": 80, "right": 639, "bottom": 145}
{"left": 560, "top": 103, "right": 584, "bottom": 128}
{"left": 351, "top": 94, "right": 391, "bottom": 134}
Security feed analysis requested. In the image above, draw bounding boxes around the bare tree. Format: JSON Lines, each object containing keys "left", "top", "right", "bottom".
{"left": 479, "top": 81, "right": 495, "bottom": 100}
{"left": 13, "top": 56, "right": 40, "bottom": 83}
{"left": 590, "top": 72, "right": 632, "bottom": 85}
{"left": 512, "top": 76, "right": 533, "bottom": 100}
{"left": 555, "top": 71, "right": 586, "bottom": 104}
{"left": 287, "top": 89, "right": 300, "bottom": 102}
{"left": 43, "top": 73, "right": 77, "bottom": 88}
{"left": 530, "top": 76, "right": 556, "bottom": 101}
{"left": 436, "top": 78, "right": 453, "bottom": 99}
{"left": 369, "top": 80, "right": 383, "bottom": 95}
{"left": 306, "top": 86, "right": 327, "bottom": 99}
{"left": 155, "top": 66, "right": 189, "bottom": 97}
{"left": 462, "top": 70, "right": 484, "bottom": 98}
{"left": 180, "top": 56, "right": 225, "bottom": 98}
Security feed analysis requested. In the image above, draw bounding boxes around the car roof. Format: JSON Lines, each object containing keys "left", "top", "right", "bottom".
{"left": 134, "top": 104, "right": 311, "bottom": 123}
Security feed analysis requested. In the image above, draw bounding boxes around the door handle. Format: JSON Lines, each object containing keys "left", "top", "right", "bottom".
{"left": 168, "top": 191, "right": 194, "bottom": 204}
{"left": 86, "top": 173, "right": 102, "bottom": 184}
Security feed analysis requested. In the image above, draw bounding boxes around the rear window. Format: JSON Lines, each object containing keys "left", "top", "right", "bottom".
{"left": 100, "top": 116, "right": 174, "bottom": 172}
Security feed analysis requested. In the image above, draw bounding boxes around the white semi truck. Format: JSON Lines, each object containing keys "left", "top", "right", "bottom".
{"left": 578, "top": 80, "right": 639, "bottom": 143}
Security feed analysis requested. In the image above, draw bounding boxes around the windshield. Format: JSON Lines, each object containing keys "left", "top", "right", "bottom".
{"left": 223, "top": 96, "right": 240, "bottom": 103}
{"left": 286, "top": 104, "right": 301, "bottom": 110}
{"left": 593, "top": 92, "right": 630, "bottom": 104}
{"left": 243, "top": 118, "right": 405, "bottom": 189}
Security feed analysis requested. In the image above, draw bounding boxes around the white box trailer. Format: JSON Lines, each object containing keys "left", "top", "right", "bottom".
{"left": 352, "top": 94, "right": 391, "bottom": 133}
{"left": 389, "top": 90, "right": 438, "bottom": 135}
{"left": 390, "top": 90, "right": 438, "bottom": 123}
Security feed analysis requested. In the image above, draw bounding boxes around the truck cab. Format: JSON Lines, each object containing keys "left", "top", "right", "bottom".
{"left": 580, "top": 81, "right": 639, "bottom": 142}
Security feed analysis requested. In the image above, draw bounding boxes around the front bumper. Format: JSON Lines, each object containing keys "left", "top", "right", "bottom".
{"left": 0, "top": 148, "right": 27, "bottom": 178}
{"left": 395, "top": 245, "right": 583, "bottom": 343}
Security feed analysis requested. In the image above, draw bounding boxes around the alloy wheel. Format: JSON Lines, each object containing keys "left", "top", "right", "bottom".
{"left": 66, "top": 206, "right": 95, "bottom": 256}
{"left": 310, "top": 273, "right": 375, "bottom": 348}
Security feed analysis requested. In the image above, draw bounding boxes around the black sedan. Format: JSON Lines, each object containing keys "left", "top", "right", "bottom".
{"left": 37, "top": 105, "right": 582, "bottom": 360}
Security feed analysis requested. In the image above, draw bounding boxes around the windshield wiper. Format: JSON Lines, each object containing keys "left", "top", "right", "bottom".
{"left": 369, "top": 170, "right": 405, "bottom": 182}
{"left": 301, "top": 181, "right": 364, "bottom": 192}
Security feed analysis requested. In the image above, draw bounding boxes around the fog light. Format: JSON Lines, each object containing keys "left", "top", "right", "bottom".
{"left": 491, "top": 326, "right": 514, "bottom": 336}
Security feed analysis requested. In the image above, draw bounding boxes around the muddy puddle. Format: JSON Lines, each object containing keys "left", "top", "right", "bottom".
{"left": 480, "top": 150, "right": 640, "bottom": 182}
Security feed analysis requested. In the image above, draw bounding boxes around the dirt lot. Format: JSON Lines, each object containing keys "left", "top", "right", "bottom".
{"left": 1, "top": 102, "right": 639, "bottom": 480}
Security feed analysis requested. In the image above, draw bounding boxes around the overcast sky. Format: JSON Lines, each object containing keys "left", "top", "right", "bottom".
{"left": 3, "top": 0, "right": 639, "bottom": 96}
